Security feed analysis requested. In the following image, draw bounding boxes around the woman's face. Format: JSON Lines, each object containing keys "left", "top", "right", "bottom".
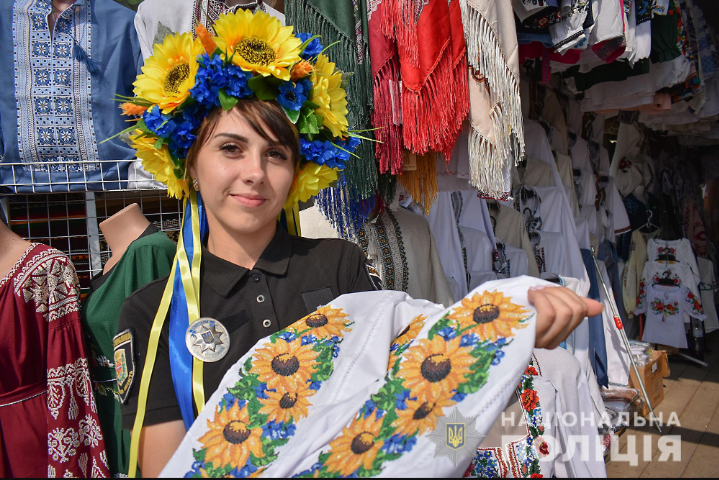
{"left": 190, "top": 110, "right": 296, "bottom": 237}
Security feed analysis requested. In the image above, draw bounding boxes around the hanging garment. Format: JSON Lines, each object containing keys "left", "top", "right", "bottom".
{"left": 646, "top": 238, "right": 701, "bottom": 288}
{"left": 0, "top": 244, "right": 109, "bottom": 477}
{"left": 682, "top": 197, "right": 709, "bottom": 258}
{"left": 134, "top": 0, "right": 284, "bottom": 60}
{"left": 160, "top": 278, "right": 544, "bottom": 478}
{"left": 623, "top": 230, "right": 648, "bottom": 316}
{"left": 459, "top": 0, "right": 525, "bottom": 199}
{"left": 597, "top": 260, "right": 631, "bottom": 388}
{"left": 80, "top": 226, "right": 176, "bottom": 477}
{"left": 513, "top": 158, "right": 555, "bottom": 190}
{"left": 555, "top": 152, "right": 582, "bottom": 218}
{"left": 358, "top": 207, "right": 455, "bottom": 307}
{"left": 427, "top": 192, "right": 470, "bottom": 300}
{"left": 0, "top": 0, "right": 141, "bottom": 193}
{"left": 587, "top": 0, "right": 627, "bottom": 63}
{"left": 550, "top": 0, "right": 592, "bottom": 54}
{"left": 698, "top": 258, "right": 719, "bottom": 334}
{"left": 582, "top": 249, "right": 609, "bottom": 388}
{"left": 635, "top": 283, "right": 705, "bottom": 348}
{"left": 492, "top": 204, "right": 540, "bottom": 278}
{"left": 465, "top": 349, "right": 607, "bottom": 478}
{"left": 542, "top": 89, "right": 569, "bottom": 156}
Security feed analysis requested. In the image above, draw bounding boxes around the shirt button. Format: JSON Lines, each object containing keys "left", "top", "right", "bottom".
{"left": 257, "top": 295, "right": 265, "bottom": 304}
{"left": 263, "top": 319, "right": 272, "bottom": 328}
{"left": 252, "top": 274, "right": 261, "bottom": 283}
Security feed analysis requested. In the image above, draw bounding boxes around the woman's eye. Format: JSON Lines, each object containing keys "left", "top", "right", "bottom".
{"left": 220, "top": 143, "right": 242, "bottom": 155}
{"left": 268, "top": 149, "right": 289, "bottom": 161}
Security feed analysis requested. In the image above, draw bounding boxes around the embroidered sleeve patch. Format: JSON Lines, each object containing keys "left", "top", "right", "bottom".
{"left": 113, "top": 329, "right": 135, "bottom": 404}
{"left": 366, "top": 262, "right": 383, "bottom": 291}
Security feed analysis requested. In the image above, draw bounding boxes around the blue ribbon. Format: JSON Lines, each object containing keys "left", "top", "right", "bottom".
{"left": 169, "top": 194, "right": 209, "bottom": 430}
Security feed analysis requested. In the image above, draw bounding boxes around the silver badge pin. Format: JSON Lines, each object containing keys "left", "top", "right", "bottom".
{"left": 186, "top": 318, "right": 230, "bottom": 363}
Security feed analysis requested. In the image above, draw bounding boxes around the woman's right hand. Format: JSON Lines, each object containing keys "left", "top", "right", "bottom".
{"left": 528, "top": 286, "right": 604, "bottom": 350}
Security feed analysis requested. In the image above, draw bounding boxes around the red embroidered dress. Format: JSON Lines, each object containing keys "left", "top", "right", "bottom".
{"left": 0, "top": 244, "right": 109, "bottom": 478}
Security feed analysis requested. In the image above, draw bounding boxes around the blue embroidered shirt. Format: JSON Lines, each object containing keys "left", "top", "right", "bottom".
{"left": 0, "top": 0, "right": 141, "bottom": 192}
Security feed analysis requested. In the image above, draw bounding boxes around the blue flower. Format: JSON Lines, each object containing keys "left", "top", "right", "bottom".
{"left": 452, "top": 391, "right": 467, "bottom": 403}
{"left": 229, "top": 458, "right": 259, "bottom": 478}
{"left": 301, "top": 334, "right": 318, "bottom": 346}
{"left": 298, "top": 33, "right": 324, "bottom": 59}
{"left": 395, "top": 390, "right": 411, "bottom": 410}
{"left": 185, "top": 461, "right": 204, "bottom": 478}
{"left": 190, "top": 54, "right": 225, "bottom": 107}
{"left": 332, "top": 343, "right": 341, "bottom": 358}
{"left": 262, "top": 421, "right": 296, "bottom": 441}
{"left": 381, "top": 435, "right": 418, "bottom": 456}
{"left": 300, "top": 139, "right": 346, "bottom": 170}
{"left": 308, "top": 381, "right": 322, "bottom": 391}
{"left": 492, "top": 349, "right": 505, "bottom": 366}
{"left": 437, "top": 327, "right": 457, "bottom": 341}
{"left": 278, "top": 331, "right": 297, "bottom": 343}
{"left": 296, "top": 463, "right": 322, "bottom": 478}
{"left": 223, "top": 63, "right": 254, "bottom": 98}
{"left": 143, "top": 105, "right": 177, "bottom": 137}
{"left": 255, "top": 383, "right": 270, "bottom": 400}
{"left": 277, "top": 79, "right": 311, "bottom": 112}
{"left": 221, "top": 393, "right": 239, "bottom": 411}
{"left": 460, "top": 333, "right": 480, "bottom": 348}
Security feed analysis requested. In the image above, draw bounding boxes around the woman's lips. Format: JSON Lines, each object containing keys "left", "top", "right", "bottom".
{"left": 231, "top": 194, "right": 267, "bottom": 208}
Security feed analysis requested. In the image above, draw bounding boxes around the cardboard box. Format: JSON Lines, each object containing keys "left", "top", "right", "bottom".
{"left": 629, "top": 350, "right": 670, "bottom": 417}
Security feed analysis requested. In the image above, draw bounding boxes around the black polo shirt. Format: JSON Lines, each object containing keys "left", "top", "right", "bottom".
{"left": 118, "top": 226, "right": 378, "bottom": 429}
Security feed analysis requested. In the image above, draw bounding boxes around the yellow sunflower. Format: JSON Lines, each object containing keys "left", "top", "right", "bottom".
{"left": 311, "top": 54, "right": 349, "bottom": 138}
{"left": 393, "top": 392, "right": 456, "bottom": 437}
{"left": 301, "top": 306, "right": 351, "bottom": 339}
{"left": 388, "top": 315, "right": 428, "bottom": 369}
{"left": 448, "top": 291, "right": 530, "bottom": 343}
{"left": 252, "top": 339, "right": 319, "bottom": 391}
{"left": 130, "top": 132, "right": 189, "bottom": 199}
{"left": 198, "top": 402, "right": 264, "bottom": 471}
{"left": 213, "top": 10, "right": 302, "bottom": 81}
{"left": 133, "top": 32, "right": 204, "bottom": 114}
{"left": 285, "top": 163, "right": 339, "bottom": 208}
{"left": 259, "top": 383, "right": 315, "bottom": 424}
{"left": 397, "top": 337, "right": 475, "bottom": 403}
{"left": 324, "top": 412, "right": 385, "bottom": 477}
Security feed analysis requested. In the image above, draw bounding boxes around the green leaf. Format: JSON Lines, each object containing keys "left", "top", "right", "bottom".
{"left": 284, "top": 107, "right": 301, "bottom": 124}
{"left": 248, "top": 76, "right": 279, "bottom": 101}
{"left": 154, "top": 136, "right": 166, "bottom": 149}
{"left": 219, "top": 89, "right": 239, "bottom": 111}
{"left": 303, "top": 100, "right": 320, "bottom": 110}
{"left": 298, "top": 109, "right": 320, "bottom": 135}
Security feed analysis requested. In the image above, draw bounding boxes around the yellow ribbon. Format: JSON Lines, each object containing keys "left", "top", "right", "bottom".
{"left": 284, "top": 202, "right": 302, "bottom": 237}
{"left": 128, "top": 193, "right": 206, "bottom": 478}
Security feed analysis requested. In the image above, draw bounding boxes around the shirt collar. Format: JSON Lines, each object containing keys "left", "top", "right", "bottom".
{"left": 203, "top": 225, "right": 291, "bottom": 297}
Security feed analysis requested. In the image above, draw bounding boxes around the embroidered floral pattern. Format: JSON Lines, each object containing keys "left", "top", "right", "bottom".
{"left": 184, "top": 307, "right": 354, "bottom": 478}
{"left": 358, "top": 211, "right": 410, "bottom": 293}
{"left": 651, "top": 299, "right": 679, "bottom": 317}
{"left": 47, "top": 358, "right": 96, "bottom": 421}
{"left": 465, "top": 359, "right": 547, "bottom": 479}
{"left": 295, "top": 292, "right": 533, "bottom": 478}
{"left": 14, "top": 248, "right": 80, "bottom": 323}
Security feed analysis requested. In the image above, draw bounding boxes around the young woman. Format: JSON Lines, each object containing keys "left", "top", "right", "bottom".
{"left": 114, "top": 14, "right": 602, "bottom": 477}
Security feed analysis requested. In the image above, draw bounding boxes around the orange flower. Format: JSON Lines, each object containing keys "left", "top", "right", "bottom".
{"left": 521, "top": 389, "right": 539, "bottom": 412}
{"left": 195, "top": 23, "right": 218, "bottom": 54}
{"left": 120, "top": 103, "right": 147, "bottom": 116}
{"left": 291, "top": 60, "right": 314, "bottom": 81}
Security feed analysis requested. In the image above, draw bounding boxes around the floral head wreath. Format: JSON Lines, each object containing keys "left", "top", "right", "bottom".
{"left": 118, "top": 9, "right": 361, "bottom": 215}
{"left": 119, "top": 11, "right": 364, "bottom": 478}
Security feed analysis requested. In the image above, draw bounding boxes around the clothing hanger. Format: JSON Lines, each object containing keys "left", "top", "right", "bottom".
{"left": 654, "top": 271, "right": 678, "bottom": 287}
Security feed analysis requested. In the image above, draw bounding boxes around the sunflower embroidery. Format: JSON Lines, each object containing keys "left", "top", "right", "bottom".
{"left": 259, "top": 383, "right": 315, "bottom": 424}
{"left": 448, "top": 291, "right": 530, "bottom": 342}
{"left": 323, "top": 411, "right": 385, "bottom": 477}
{"left": 392, "top": 392, "right": 455, "bottom": 437}
{"left": 213, "top": 10, "right": 302, "bottom": 81}
{"left": 252, "top": 339, "right": 319, "bottom": 391}
{"left": 130, "top": 132, "right": 189, "bottom": 199}
{"left": 301, "top": 306, "right": 351, "bottom": 339}
{"left": 397, "top": 336, "right": 475, "bottom": 403}
{"left": 388, "top": 315, "right": 428, "bottom": 369}
{"left": 133, "top": 32, "right": 205, "bottom": 114}
{"left": 198, "top": 402, "right": 264, "bottom": 471}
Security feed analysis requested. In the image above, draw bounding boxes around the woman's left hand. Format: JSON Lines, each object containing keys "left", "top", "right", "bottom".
{"left": 528, "top": 286, "right": 604, "bottom": 350}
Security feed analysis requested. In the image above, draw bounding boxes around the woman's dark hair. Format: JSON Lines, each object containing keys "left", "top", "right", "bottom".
{"left": 186, "top": 99, "right": 301, "bottom": 175}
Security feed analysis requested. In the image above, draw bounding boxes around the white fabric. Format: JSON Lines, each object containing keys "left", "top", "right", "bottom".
{"left": 428, "top": 192, "right": 470, "bottom": 300}
{"left": 506, "top": 245, "right": 529, "bottom": 278}
{"left": 588, "top": 0, "right": 625, "bottom": 46}
{"left": 299, "top": 205, "right": 341, "bottom": 240}
{"left": 636, "top": 284, "right": 705, "bottom": 348}
{"left": 597, "top": 260, "right": 631, "bottom": 388}
{"left": 646, "top": 238, "right": 701, "bottom": 288}
{"left": 135, "top": 0, "right": 285, "bottom": 60}
{"left": 533, "top": 349, "right": 608, "bottom": 478}
{"left": 493, "top": 204, "right": 541, "bottom": 278}
{"left": 572, "top": 137, "right": 598, "bottom": 208}
{"left": 161, "top": 280, "right": 543, "bottom": 478}
{"left": 642, "top": 260, "right": 702, "bottom": 307}
{"left": 460, "top": 226, "right": 495, "bottom": 279}
{"left": 699, "top": 258, "right": 719, "bottom": 334}
{"left": 634, "top": 15, "right": 652, "bottom": 62}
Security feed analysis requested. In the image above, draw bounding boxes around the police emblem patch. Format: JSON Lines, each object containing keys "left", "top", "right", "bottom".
{"left": 113, "top": 329, "right": 135, "bottom": 404}
{"left": 428, "top": 408, "right": 483, "bottom": 466}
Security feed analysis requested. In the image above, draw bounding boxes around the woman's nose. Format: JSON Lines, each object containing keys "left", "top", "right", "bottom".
{"left": 240, "top": 152, "right": 266, "bottom": 185}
